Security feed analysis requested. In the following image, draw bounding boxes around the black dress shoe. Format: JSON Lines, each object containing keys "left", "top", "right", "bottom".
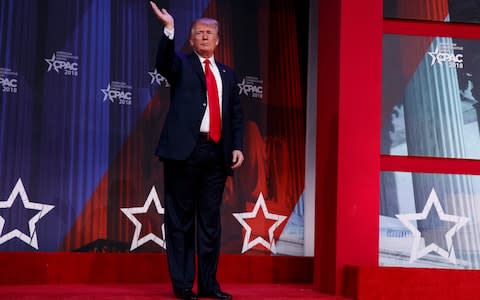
{"left": 173, "top": 288, "right": 198, "bottom": 300}
{"left": 198, "top": 290, "right": 232, "bottom": 299}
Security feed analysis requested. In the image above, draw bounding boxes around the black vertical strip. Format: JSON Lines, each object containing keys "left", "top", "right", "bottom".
{"left": 383, "top": 0, "right": 398, "bottom": 18}
{"left": 295, "top": 0, "right": 309, "bottom": 111}
{"left": 30, "top": 0, "right": 49, "bottom": 192}
{"left": 230, "top": 0, "right": 262, "bottom": 126}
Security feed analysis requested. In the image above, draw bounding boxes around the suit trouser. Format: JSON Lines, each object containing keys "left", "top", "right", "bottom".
{"left": 163, "top": 137, "right": 227, "bottom": 293}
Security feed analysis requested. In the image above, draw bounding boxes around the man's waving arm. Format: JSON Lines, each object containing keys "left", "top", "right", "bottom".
{"left": 150, "top": 2, "right": 178, "bottom": 83}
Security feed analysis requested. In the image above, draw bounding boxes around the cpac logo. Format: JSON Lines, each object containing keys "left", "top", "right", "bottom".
{"left": 1, "top": 77, "right": 17, "bottom": 93}
{"left": 148, "top": 69, "right": 170, "bottom": 87}
{"left": 101, "top": 83, "right": 132, "bottom": 104}
{"left": 428, "top": 47, "right": 463, "bottom": 68}
{"left": 238, "top": 77, "right": 263, "bottom": 98}
{"left": 45, "top": 54, "right": 79, "bottom": 74}
{"left": 0, "top": 77, "right": 17, "bottom": 88}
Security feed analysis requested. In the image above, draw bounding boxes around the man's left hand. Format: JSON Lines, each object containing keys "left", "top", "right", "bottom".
{"left": 231, "top": 150, "right": 244, "bottom": 169}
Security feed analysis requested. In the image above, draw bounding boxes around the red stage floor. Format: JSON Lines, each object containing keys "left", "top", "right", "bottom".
{"left": 0, "top": 284, "right": 350, "bottom": 299}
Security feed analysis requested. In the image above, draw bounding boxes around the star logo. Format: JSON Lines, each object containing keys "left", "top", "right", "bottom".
{"left": 237, "top": 78, "right": 247, "bottom": 96}
{"left": 45, "top": 53, "right": 58, "bottom": 72}
{"left": 233, "top": 193, "right": 287, "bottom": 254}
{"left": 427, "top": 47, "right": 440, "bottom": 66}
{"left": 101, "top": 84, "right": 113, "bottom": 102}
{"left": 427, "top": 45, "right": 463, "bottom": 68}
{"left": 148, "top": 69, "right": 170, "bottom": 87}
{"left": 396, "top": 188, "right": 469, "bottom": 264}
{"left": 121, "top": 186, "right": 166, "bottom": 251}
{"left": 0, "top": 178, "right": 55, "bottom": 249}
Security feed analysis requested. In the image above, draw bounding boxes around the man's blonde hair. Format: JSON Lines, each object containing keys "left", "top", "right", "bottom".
{"left": 190, "top": 18, "right": 220, "bottom": 35}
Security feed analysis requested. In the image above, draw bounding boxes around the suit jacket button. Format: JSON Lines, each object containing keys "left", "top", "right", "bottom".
{"left": 202, "top": 103, "right": 207, "bottom": 107}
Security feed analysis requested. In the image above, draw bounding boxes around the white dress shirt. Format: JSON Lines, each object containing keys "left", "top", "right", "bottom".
{"left": 164, "top": 27, "right": 223, "bottom": 134}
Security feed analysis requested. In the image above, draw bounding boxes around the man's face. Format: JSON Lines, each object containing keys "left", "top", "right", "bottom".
{"left": 190, "top": 22, "right": 219, "bottom": 58}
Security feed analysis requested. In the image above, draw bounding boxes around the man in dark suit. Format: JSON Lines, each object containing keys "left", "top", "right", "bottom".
{"left": 150, "top": 2, "right": 244, "bottom": 300}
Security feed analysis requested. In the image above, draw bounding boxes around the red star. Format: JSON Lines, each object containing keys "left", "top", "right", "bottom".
{"left": 233, "top": 193, "right": 287, "bottom": 254}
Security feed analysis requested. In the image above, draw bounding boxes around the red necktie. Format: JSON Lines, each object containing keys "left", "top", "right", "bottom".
{"left": 204, "top": 59, "right": 221, "bottom": 142}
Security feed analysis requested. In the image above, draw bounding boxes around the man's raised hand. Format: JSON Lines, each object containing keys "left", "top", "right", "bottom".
{"left": 150, "top": 2, "right": 174, "bottom": 30}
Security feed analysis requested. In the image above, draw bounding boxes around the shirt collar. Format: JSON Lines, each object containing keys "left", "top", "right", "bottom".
{"left": 194, "top": 51, "right": 216, "bottom": 66}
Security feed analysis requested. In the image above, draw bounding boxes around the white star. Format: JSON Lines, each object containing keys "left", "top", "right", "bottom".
{"left": 101, "top": 84, "right": 113, "bottom": 102}
{"left": 121, "top": 186, "right": 166, "bottom": 251}
{"left": 396, "top": 188, "right": 469, "bottom": 264}
{"left": 148, "top": 70, "right": 158, "bottom": 84}
{"left": 237, "top": 78, "right": 247, "bottom": 96}
{"left": 0, "top": 178, "right": 55, "bottom": 250}
{"left": 427, "top": 47, "right": 440, "bottom": 66}
{"left": 45, "top": 53, "right": 58, "bottom": 72}
{"left": 148, "top": 69, "right": 170, "bottom": 87}
{"left": 233, "top": 192, "right": 287, "bottom": 254}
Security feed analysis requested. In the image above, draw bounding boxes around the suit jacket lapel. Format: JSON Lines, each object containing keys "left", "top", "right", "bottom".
{"left": 188, "top": 53, "right": 206, "bottom": 88}
{"left": 216, "top": 61, "right": 228, "bottom": 115}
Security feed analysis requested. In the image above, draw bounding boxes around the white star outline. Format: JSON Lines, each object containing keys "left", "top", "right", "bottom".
{"left": 101, "top": 84, "right": 113, "bottom": 103}
{"left": 396, "top": 188, "right": 469, "bottom": 264}
{"left": 44, "top": 53, "right": 58, "bottom": 72}
{"left": 232, "top": 192, "right": 287, "bottom": 254}
{"left": 120, "top": 186, "right": 166, "bottom": 251}
{"left": 237, "top": 78, "right": 247, "bottom": 96}
{"left": 427, "top": 47, "right": 440, "bottom": 66}
{"left": 148, "top": 69, "right": 170, "bottom": 87}
{"left": 0, "top": 178, "right": 55, "bottom": 250}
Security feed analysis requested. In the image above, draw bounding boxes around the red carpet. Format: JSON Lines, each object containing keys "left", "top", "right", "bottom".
{"left": 0, "top": 254, "right": 350, "bottom": 299}
{"left": 343, "top": 266, "right": 480, "bottom": 300}
{"left": 0, "top": 284, "right": 350, "bottom": 300}
{"left": 0, "top": 253, "right": 312, "bottom": 285}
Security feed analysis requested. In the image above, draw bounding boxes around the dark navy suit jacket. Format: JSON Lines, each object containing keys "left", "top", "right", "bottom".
{"left": 154, "top": 33, "right": 244, "bottom": 173}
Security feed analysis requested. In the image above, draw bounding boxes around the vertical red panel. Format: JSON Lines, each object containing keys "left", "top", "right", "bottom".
{"left": 315, "top": 0, "right": 382, "bottom": 294}
{"left": 314, "top": 0, "right": 341, "bottom": 293}
{"left": 336, "top": 0, "right": 382, "bottom": 293}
